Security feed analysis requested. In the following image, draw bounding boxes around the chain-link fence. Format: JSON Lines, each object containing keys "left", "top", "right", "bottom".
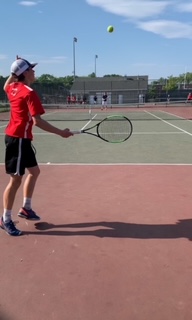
{"left": 0, "top": 79, "right": 70, "bottom": 104}
{"left": 0, "top": 77, "right": 191, "bottom": 106}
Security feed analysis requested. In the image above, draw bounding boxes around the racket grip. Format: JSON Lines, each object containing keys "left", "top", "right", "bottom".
{"left": 71, "top": 130, "right": 82, "bottom": 134}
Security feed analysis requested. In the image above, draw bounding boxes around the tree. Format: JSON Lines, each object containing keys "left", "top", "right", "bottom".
{"left": 37, "top": 74, "right": 55, "bottom": 83}
{"left": 88, "top": 72, "right": 96, "bottom": 78}
{"left": 35, "top": 74, "right": 74, "bottom": 90}
{"left": 148, "top": 80, "right": 160, "bottom": 99}
{"left": 103, "top": 74, "right": 122, "bottom": 77}
{"left": 165, "top": 76, "right": 178, "bottom": 91}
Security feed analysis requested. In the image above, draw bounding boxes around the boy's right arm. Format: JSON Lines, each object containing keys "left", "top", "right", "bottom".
{"left": 32, "top": 115, "right": 73, "bottom": 138}
{"left": 3, "top": 74, "right": 17, "bottom": 91}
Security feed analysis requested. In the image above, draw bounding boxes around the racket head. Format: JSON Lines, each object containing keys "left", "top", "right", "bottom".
{"left": 97, "top": 115, "right": 133, "bottom": 143}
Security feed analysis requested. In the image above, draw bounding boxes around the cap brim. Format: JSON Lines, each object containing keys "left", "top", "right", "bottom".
{"left": 30, "top": 62, "right": 38, "bottom": 68}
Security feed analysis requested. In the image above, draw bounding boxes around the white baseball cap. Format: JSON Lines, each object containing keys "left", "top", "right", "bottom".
{"left": 11, "top": 58, "right": 38, "bottom": 76}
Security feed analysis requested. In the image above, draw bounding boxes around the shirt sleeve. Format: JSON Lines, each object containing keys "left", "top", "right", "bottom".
{"left": 5, "top": 83, "right": 13, "bottom": 95}
{"left": 26, "top": 90, "right": 45, "bottom": 116}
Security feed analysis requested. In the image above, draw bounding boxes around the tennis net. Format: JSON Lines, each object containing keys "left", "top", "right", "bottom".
{"left": 1, "top": 101, "right": 192, "bottom": 122}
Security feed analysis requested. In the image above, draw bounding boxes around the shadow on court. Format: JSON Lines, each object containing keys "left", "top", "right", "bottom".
{"left": 22, "top": 219, "right": 192, "bottom": 241}
{"left": 0, "top": 310, "right": 13, "bottom": 320}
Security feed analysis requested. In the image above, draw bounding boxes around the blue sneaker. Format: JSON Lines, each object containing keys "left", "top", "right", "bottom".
{"left": 0, "top": 217, "right": 22, "bottom": 236}
{"left": 18, "top": 207, "right": 40, "bottom": 220}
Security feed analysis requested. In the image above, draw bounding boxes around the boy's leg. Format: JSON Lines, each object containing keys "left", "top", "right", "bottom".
{"left": 3, "top": 176, "right": 22, "bottom": 210}
{"left": 18, "top": 165, "right": 41, "bottom": 220}
{"left": 1, "top": 136, "right": 24, "bottom": 236}
{"left": 3, "top": 175, "right": 22, "bottom": 217}
{"left": 23, "top": 166, "right": 40, "bottom": 201}
{"left": 18, "top": 139, "right": 41, "bottom": 220}
{"left": 1, "top": 175, "right": 23, "bottom": 236}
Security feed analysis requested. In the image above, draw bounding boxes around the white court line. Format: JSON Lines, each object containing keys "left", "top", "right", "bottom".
{"left": 0, "top": 110, "right": 59, "bottom": 130}
{"left": 0, "top": 162, "right": 192, "bottom": 166}
{"left": 145, "top": 110, "right": 192, "bottom": 136}
{"left": 0, "top": 112, "right": 98, "bottom": 133}
{"left": 160, "top": 110, "right": 192, "bottom": 122}
{"left": 38, "top": 163, "right": 192, "bottom": 166}
{"left": 0, "top": 124, "right": 7, "bottom": 129}
{"left": 0, "top": 132, "right": 184, "bottom": 136}
{"left": 42, "top": 110, "right": 60, "bottom": 117}
{"left": 81, "top": 114, "right": 98, "bottom": 131}
{"left": 133, "top": 132, "right": 184, "bottom": 134}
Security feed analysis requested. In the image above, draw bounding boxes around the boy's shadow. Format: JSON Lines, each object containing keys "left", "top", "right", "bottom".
{"left": 25, "top": 219, "right": 192, "bottom": 241}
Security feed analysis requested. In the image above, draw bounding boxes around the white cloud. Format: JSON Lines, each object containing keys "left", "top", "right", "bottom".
{"left": 138, "top": 20, "right": 192, "bottom": 39}
{"left": 86, "top": 0, "right": 192, "bottom": 39}
{"left": 19, "top": 1, "right": 38, "bottom": 6}
{"left": 86, "top": 0, "right": 170, "bottom": 19}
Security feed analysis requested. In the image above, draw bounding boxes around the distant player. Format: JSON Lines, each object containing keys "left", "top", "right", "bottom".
{"left": 101, "top": 93, "right": 108, "bottom": 110}
{"left": 186, "top": 92, "right": 192, "bottom": 104}
{"left": 67, "top": 95, "right": 71, "bottom": 105}
{"left": 93, "top": 95, "right": 97, "bottom": 105}
{"left": 167, "top": 94, "right": 170, "bottom": 105}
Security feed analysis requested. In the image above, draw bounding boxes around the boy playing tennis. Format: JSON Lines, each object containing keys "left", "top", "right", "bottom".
{"left": 0, "top": 56, "right": 73, "bottom": 236}
{"left": 101, "top": 93, "right": 108, "bottom": 110}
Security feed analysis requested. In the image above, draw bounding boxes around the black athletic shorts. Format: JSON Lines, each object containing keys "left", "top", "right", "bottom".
{"left": 5, "top": 135, "right": 38, "bottom": 176}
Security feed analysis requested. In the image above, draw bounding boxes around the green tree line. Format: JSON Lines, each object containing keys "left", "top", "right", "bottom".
{"left": 1, "top": 71, "right": 191, "bottom": 89}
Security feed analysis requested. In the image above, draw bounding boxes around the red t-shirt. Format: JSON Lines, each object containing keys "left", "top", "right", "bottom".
{"left": 5, "top": 82, "right": 45, "bottom": 140}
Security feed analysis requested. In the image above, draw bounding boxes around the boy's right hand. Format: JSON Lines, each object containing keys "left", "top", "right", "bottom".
{"left": 61, "top": 128, "right": 74, "bottom": 138}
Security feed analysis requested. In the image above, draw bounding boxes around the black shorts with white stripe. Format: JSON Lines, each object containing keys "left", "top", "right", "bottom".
{"left": 5, "top": 135, "right": 38, "bottom": 176}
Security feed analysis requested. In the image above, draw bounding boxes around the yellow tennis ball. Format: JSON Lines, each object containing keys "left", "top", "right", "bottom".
{"left": 107, "top": 25, "right": 114, "bottom": 33}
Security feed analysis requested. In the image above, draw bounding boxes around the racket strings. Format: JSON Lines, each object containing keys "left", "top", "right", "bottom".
{"left": 98, "top": 117, "right": 132, "bottom": 142}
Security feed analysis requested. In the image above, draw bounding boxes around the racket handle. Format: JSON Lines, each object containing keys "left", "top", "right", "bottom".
{"left": 71, "top": 130, "right": 82, "bottom": 134}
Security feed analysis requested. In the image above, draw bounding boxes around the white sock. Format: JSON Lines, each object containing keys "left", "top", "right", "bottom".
{"left": 23, "top": 197, "right": 32, "bottom": 210}
{"left": 3, "top": 209, "right": 12, "bottom": 223}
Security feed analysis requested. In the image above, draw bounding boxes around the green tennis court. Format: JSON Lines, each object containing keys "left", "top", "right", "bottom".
{"left": 1, "top": 103, "right": 192, "bottom": 164}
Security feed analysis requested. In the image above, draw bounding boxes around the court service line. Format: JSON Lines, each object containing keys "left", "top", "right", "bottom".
{"left": 42, "top": 110, "right": 60, "bottom": 117}
{"left": 133, "top": 132, "right": 183, "bottom": 135}
{"left": 81, "top": 114, "right": 98, "bottom": 131}
{"left": 144, "top": 110, "right": 192, "bottom": 136}
{"left": 0, "top": 132, "right": 184, "bottom": 136}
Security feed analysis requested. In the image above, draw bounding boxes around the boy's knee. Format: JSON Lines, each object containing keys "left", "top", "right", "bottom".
{"left": 28, "top": 166, "right": 40, "bottom": 179}
{"left": 10, "top": 176, "right": 22, "bottom": 188}
{"left": 34, "top": 167, "right": 40, "bottom": 178}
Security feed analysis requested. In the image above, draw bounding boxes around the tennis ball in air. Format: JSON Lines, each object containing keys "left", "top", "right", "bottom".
{"left": 107, "top": 25, "right": 114, "bottom": 33}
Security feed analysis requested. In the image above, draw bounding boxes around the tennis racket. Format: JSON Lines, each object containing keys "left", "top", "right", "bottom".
{"left": 72, "top": 115, "right": 133, "bottom": 143}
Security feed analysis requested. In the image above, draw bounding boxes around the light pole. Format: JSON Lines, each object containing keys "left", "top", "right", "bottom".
{"left": 73, "top": 37, "right": 77, "bottom": 79}
{"left": 95, "top": 54, "right": 98, "bottom": 77}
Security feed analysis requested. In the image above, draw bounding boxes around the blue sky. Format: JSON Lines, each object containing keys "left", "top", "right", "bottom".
{"left": 1, "top": 0, "right": 192, "bottom": 80}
